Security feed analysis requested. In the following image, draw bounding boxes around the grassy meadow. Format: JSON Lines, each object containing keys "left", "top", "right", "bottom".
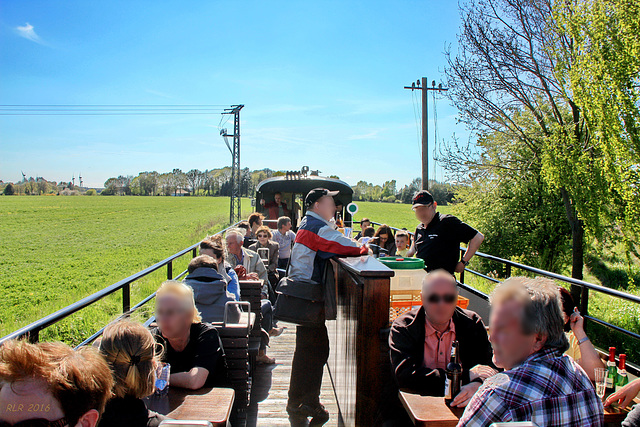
{"left": 0, "top": 196, "right": 251, "bottom": 343}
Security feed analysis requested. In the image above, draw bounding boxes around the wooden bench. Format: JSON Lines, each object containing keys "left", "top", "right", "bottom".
{"left": 145, "top": 387, "right": 235, "bottom": 427}
{"left": 238, "top": 279, "right": 264, "bottom": 371}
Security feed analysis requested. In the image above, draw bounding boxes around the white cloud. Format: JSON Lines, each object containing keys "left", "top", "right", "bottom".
{"left": 16, "top": 23, "right": 43, "bottom": 44}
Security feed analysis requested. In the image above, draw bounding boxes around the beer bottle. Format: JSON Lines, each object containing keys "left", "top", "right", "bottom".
{"left": 616, "top": 354, "right": 629, "bottom": 392}
{"left": 605, "top": 347, "right": 617, "bottom": 395}
{"left": 445, "top": 340, "right": 462, "bottom": 405}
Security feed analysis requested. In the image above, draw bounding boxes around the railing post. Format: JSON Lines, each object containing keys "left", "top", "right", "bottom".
{"left": 122, "top": 283, "right": 130, "bottom": 313}
{"left": 192, "top": 247, "right": 197, "bottom": 258}
{"left": 459, "top": 248, "right": 466, "bottom": 284}
{"left": 505, "top": 264, "right": 512, "bottom": 278}
{"left": 28, "top": 328, "right": 40, "bottom": 343}
{"left": 167, "top": 261, "right": 173, "bottom": 280}
{"left": 580, "top": 286, "right": 589, "bottom": 315}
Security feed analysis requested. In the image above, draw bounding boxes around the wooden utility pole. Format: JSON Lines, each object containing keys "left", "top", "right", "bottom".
{"left": 404, "top": 78, "right": 448, "bottom": 191}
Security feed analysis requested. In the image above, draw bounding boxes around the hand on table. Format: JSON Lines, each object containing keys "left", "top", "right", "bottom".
{"left": 450, "top": 381, "right": 481, "bottom": 408}
{"left": 605, "top": 378, "right": 640, "bottom": 408}
{"left": 246, "top": 272, "right": 260, "bottom": 280}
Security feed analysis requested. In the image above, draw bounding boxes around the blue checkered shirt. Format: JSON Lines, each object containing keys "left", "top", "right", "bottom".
{"left": 458, "top": 347, "right": 603, "bottom": 427}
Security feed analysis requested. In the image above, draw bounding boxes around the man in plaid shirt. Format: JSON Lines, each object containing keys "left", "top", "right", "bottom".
{"left": 458, "top": 277, "right": 603, "bottom": 427}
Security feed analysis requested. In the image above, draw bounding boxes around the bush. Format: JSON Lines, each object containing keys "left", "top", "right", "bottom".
{"left": 85, "top": 189, "right": 97, "bottom": 196}
{"left": 3, "top": 183, "right": 15, "bottom": 195}
{"left": 383, "top": 195, "right": 396, "bottom": 203}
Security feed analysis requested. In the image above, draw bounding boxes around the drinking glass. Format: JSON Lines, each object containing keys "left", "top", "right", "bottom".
{"left": 594, "top": 367, "right": 606, "bottom": 399}
{"left": 155, "top": 362, "right": 170, "bottom": 396}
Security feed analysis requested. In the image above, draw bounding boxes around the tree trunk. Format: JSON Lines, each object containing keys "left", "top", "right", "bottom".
{"left": 560, "top": 186, "right": 587, "bottom": 313}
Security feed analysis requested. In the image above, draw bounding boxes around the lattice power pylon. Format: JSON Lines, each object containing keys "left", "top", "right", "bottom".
{"left": 221, "top": 105, "right": 244, "bottom": 224}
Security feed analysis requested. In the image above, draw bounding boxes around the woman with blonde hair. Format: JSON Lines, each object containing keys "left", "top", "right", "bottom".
{"left": 98, "top": 320, "right": 166, "bottom": 427}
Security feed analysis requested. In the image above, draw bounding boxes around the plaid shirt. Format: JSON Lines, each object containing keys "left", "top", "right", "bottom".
{"left": 458, "top": 347, "right": 603, "bottom": 427}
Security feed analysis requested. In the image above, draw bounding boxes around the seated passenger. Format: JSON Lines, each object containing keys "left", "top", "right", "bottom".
{"left": 395, "top": 230, "right": 411, "bottom": 257}
{"left": 0, "top": 339, "right": 113, "bottom": 427}
{"left": 354, "top": 217, "right": 372, "bottom": 240}
{"left": 199, "top": 235, "right": 240, "bottom": 301}
{"left": 458, "top": 277, "right": 604, "bottom": 426}
{"left": 151, "top": 281, "right": 226, "bottom": 389}
{"left": 226, "top": 228, "right": 280, "bottom": 363}
{"left": 390, "top": 270, "right": 495, "bottom": 406}
{"left": 357, "top": 225, "right": 375, "bottom": 244}
{"left": 370, "top": 224, "right": 397, "bottom": 256}
{"left": 237, "top": 221, "right": 255, "bottom": 248}
{"left": 184, "top": 255, "right": 241, "bottom": 324}
{"left": 226, "top": 228, "right": 268, "bottom": 291}
{"left": 558, "top": 287, "right": 604, "bottom": 380}
{"left": 249, "top": 225, "right": 280, "bottom": 301}
{"left": 98, "top": 320, "right": 166, "bottom": 427}
{"left": 606, "top": 378, "right": 640, "bottom": 427}
{"left": 247, "top": 212, "right": 264, "bottom": 240}
{"left": 272, "top": 216, "right": 296, "bottom": 270}
{"left": 261, "top": 192, "right": 291, "bottom": 219}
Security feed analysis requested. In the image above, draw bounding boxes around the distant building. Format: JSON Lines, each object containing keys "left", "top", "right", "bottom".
{"left": 171, "top": 189, "right": 189, "bottom": 196}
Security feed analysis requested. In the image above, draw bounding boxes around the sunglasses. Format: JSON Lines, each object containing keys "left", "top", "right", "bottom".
{"left": 426, "top": 293, "right": 457, "bottom": 304}
{"left": 0, "top": 419, "right": 67, "bottom": 427}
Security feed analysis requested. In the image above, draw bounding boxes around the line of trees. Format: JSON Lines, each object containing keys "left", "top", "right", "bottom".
{"left": 101, "top": 168, "right": 288, "bottom": 197}
{"left": 353, "top": 178, "right": 456, "bottom": 205}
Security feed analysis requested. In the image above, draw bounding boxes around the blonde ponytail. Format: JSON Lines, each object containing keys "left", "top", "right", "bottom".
{"left": 99, "top": 320, "right": 158, "bottom": 399}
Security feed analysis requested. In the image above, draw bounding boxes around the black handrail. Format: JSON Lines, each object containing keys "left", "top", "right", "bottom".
{"left": 0, "top": 222, "right": 240, "bottom": 346}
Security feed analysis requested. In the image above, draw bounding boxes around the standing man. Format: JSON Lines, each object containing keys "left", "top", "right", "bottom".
{"left": 272, "top": 216, "right": 296, "bottom": 270}
{"left": 407, "top": 190, "right": 484, "bottom": 274}
{"left": 285, "top": 188, "right": 369, "bottom": 425}
{"left": 261, "top": 192, "right": 291, "bottom": 219}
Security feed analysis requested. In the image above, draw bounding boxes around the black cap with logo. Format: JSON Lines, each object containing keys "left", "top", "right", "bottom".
{"left": 305, "top": 188, "right": 339, "bottom": 208}
{"left": 412, "top": 190, "right": 435, "bottom": 208}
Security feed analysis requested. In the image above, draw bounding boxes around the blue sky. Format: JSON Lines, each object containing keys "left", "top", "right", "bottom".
{"left": 0, "top": 1, "right": 466, "bottom": 188}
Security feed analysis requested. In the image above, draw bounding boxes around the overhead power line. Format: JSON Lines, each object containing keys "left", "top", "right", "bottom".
{"left": 0, "top": 104, "right": 228, "bottom": 116}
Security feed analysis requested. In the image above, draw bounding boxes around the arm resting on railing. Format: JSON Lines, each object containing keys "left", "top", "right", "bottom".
{"left": 456, "top": 232, "right": 484, "bottom": 273}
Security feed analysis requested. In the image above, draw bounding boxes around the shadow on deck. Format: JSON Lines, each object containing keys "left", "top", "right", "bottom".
{"left": 246, "top": 323, "right": 339, "bottom": 427}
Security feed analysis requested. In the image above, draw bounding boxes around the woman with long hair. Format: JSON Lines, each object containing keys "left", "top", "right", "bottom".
{"left": 98, "top": 320, "right": 166, "bottom": 427}
{"left": 371, "top": 224, "right": 396, "bottom": 256}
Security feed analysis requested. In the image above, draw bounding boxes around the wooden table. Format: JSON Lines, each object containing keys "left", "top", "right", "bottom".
{"left": 400, "top": 392, "right": 463, "bottom": 426}
{"left": 145, "top": 387, "right": 235, "bottom": 427}
{"left": 400, "top": 391, "right": 634, "bottom": 426}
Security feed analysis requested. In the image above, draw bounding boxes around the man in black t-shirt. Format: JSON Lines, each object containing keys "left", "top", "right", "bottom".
{"left": 152, "top": 281, "right": 226, "bottom": 389}
{"left": 407, "top": 190, "right": 484, "bottom": 274}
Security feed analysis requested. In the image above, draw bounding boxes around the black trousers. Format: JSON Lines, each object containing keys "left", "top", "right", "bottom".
{"left": 288, "top": 323, "right": 330, "bottom": 407}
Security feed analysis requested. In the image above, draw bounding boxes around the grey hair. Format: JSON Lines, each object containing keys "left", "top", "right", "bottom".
{"left": 490, "top": 276, "right": 569, "bottom": 352}
{"left": 225, "top": 228, "right": 245, "bottom": 244}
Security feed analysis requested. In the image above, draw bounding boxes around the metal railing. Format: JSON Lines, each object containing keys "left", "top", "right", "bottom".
{"left": 0, "top": 222, "right": 240, "bottom": 346}
{"left": 370, "top": 220, "right": 640, "bottom": 376}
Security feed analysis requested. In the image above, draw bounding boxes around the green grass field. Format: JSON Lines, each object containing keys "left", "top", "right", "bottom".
{"left": 351, "top": 201, "right": 453, "bottom": 231}
{"left": 0, "top": 196, "right": 251, "bottom": 343}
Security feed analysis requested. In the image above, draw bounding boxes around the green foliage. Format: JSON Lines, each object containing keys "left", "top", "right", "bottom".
{"left": 554, "top": 0, "right": 640, "bottom": 243}
{"left": 3, "top": 183, "right": 15, "bottom": 195}
{"left": 84, "top": 189, "right": 96, "bottom": 196}
{"left": 0, "top": 196, "right": 251, "bottom": 344}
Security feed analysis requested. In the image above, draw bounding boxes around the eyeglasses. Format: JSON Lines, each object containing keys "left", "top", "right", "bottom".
{"left": 0, "top": 418, "right": 68, "bottom": 427}
{"left": 426, "top": 293, "right": 457, "bottom": 304}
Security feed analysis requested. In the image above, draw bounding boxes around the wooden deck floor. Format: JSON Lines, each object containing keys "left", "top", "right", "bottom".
{"left": 246, "top": 323, "right": 340, "bottom": 427}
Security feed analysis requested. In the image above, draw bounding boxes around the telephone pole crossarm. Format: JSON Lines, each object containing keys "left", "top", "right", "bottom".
{"left": 403, "top": 78, "right": 448, "bottom": 191}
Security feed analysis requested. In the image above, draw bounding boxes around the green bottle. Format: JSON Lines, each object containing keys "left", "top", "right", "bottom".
{"left": 605, "top": 347, "right": 617, "bottom": 395}
{"left": 616, "top": 354, "right": 629, "bottom": 392}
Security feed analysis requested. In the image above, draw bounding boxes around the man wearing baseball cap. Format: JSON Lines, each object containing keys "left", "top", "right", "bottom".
{"left": 285, "top": 188, "right": 369, "bottom": 425}
{"left": 407, "top": 190, "right": 484, "bottom": 274}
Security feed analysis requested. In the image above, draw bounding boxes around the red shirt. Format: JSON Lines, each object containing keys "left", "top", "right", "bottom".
{"left": 423, "top": 317, "right": 456, "bottom": 370}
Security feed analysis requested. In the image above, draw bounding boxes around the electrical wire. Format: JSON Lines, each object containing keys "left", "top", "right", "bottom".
{"left": 0, "top": 104, "right": 229, "bottom": 116}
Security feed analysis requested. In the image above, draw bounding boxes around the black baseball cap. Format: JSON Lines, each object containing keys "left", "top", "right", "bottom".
{"left": 305, "top": 188, "right": 339, "bottom": 208}
{"left": 412, "top": 190, "right": 434, "bottom": 208}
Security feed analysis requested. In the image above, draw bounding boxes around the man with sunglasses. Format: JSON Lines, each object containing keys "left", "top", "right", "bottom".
{"left": 0, "top": 339, "right": 113, "bottom": 427}
{"left": 389, "top": 270, "right": 496, "bottom": 406}
{"left": 407, "top": 190, "right": 484, "bottom": 275}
